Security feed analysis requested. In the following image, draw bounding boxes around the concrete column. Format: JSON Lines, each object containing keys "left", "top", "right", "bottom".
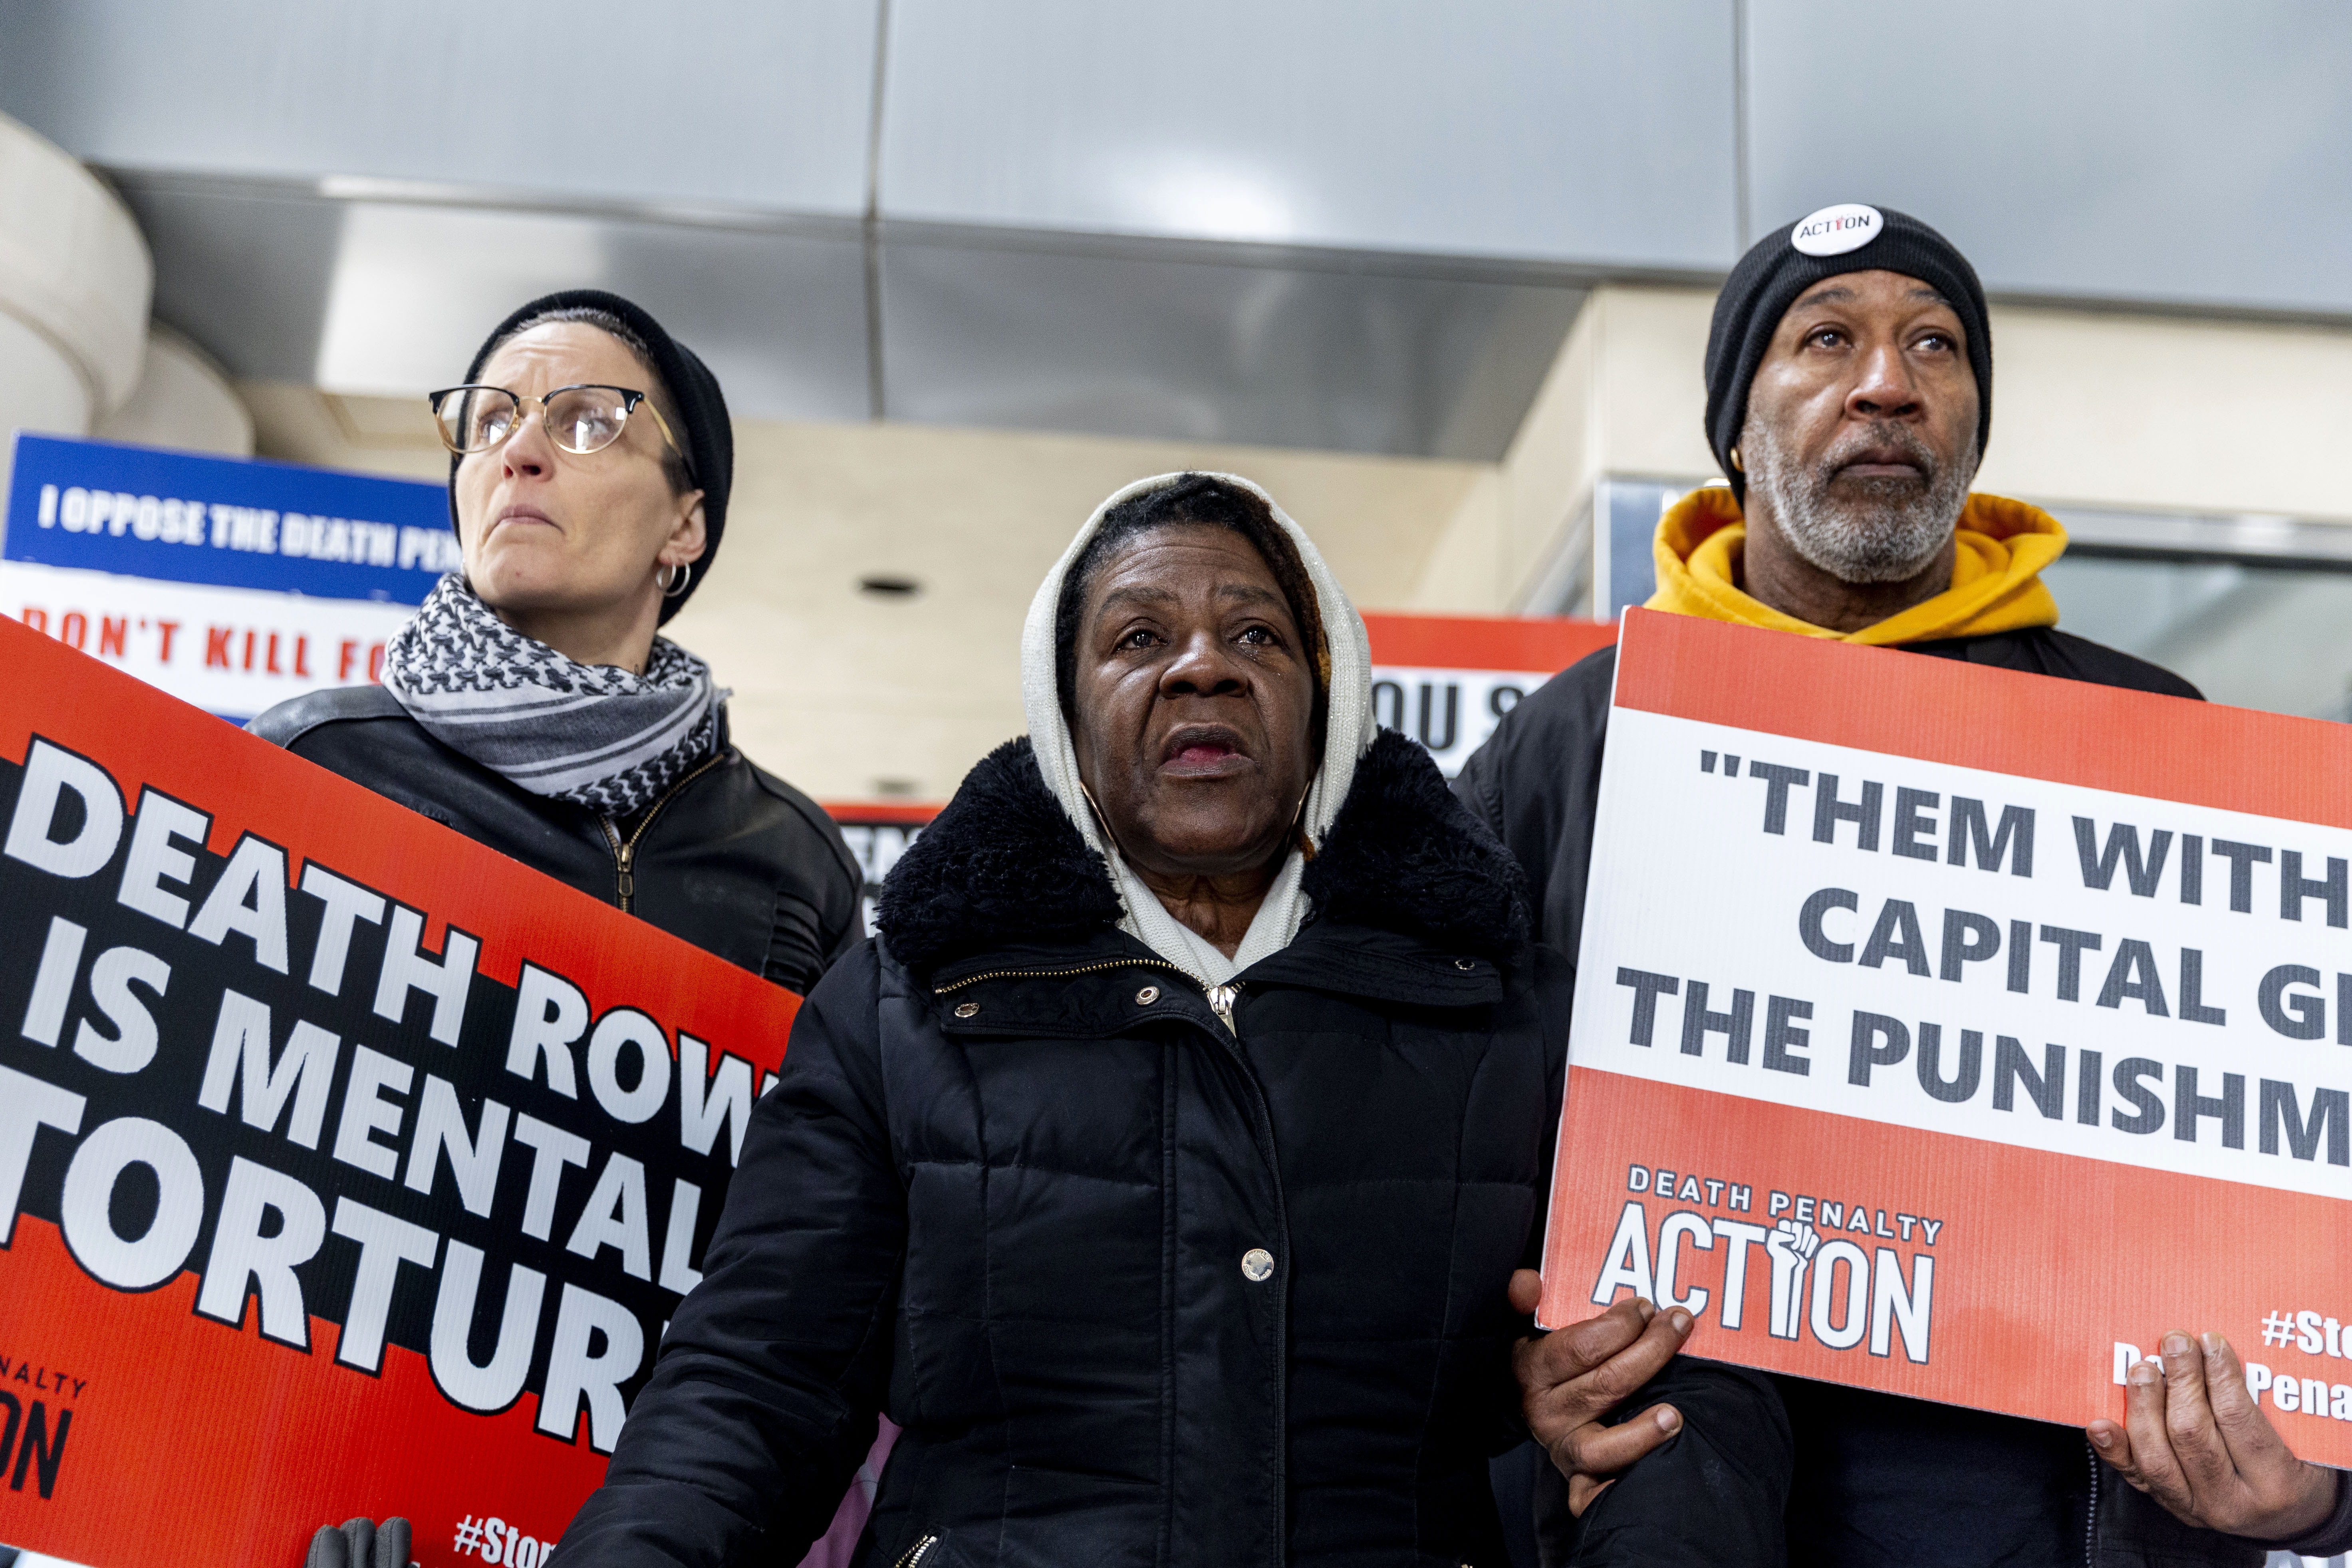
{"left": 0, "top": 110, "right": 153, "bottom": 485}
{"left": 95, "top": 326, "right": 255, "bottom": 457}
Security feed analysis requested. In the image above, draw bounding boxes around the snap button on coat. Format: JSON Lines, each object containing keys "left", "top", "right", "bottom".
{"left": 1241, "top": 1248, "right": 1274, "bottom": 1282}
{"left": 953, "top": 1001, "right": 979, "bottom": 1018}
{"left": 1135, "top": 985, "right": 1159, "bottom": 1005}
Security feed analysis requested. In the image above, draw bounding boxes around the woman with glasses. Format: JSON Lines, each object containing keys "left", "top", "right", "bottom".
{"left": 250, "top": 288, "right": 861, "bottom": 996}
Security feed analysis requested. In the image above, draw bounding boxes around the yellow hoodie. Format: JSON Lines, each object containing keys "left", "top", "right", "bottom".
{"left": 1645, "top": 486, "right": 2066, "bottom": 645}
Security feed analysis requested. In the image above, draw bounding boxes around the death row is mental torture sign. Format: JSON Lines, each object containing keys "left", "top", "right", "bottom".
{"left": 0, "top": 615, "right": 800, "bottom": 1567}
{"left": 1540, "top": 609, "right": 2352, "bottom": 1467}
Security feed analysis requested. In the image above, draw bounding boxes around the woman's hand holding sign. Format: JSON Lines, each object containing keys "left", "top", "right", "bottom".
{"left": 2089, "top": 1330, "right": 2341, "bottom": 1541}
{"left": 1509, "top": 1270, "right": 1695, "bottom": 1514}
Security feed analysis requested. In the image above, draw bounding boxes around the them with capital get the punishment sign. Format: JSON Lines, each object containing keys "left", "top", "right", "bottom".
{"left": 0, "top": 614, "right": 800, "bottom": 1568}
{"left": 1540, "top": 609, "right": 2352, "bottom": 1465}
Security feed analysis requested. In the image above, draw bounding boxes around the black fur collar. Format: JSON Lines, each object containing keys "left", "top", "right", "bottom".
{"left": 876, "top": 729, "right": 1528, "bottom": 974}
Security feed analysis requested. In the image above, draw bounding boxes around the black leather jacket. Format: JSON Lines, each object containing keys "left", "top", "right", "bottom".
{"left": 248, "top": 685, "right": 861, "bottom": 995}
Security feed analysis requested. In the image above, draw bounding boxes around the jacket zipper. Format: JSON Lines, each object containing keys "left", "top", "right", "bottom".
{"left": 2082, "top": 1438, "right": 2098, "bottom": 1567}
{"left": 1197, "top": 990, "right": 1286, "bottom": 1549}
{"left": 934, "top": 955, "right": 1198, "bottom": 993}
{"left": 932, "top": 955, "right": 1277, "bottom": 1539}
{"left": 893, "top": 1534, "right": 938, "bottom": 1568}
{"left": 597, "top": 751, "right": 724, "bottom": 913}
{"left": 934, "top": 959, "right": 1242, "bottom": 1033}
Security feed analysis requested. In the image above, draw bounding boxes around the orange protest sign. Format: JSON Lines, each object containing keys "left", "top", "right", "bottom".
{"left": 0, "top": 615, "right": 799, "bottom": 1566}
{"left": 1540, "top": 609, "right": 2352, "bottom": 1460}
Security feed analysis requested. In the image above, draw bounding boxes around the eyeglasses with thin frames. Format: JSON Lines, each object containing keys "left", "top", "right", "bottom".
{"left": 426, "top": 383, "right": 694, "bottom": 482}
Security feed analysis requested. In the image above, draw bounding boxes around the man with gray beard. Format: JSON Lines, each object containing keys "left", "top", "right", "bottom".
{"left": 1459, "top": 206, "right": 2197, "bottom": 979}
{"left": 1463, "top": 208, "right": 2352, "bottom": 1566}
{"left": 1737, "top": 387, "right": 1974, "bottom": 584}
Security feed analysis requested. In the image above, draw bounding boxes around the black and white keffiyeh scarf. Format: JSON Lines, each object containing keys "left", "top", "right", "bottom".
{"left": 381, "top": 575, "right": 724, "bottom": 818}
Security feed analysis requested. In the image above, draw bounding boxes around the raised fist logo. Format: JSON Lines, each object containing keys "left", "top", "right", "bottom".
{"left": 1772, "top": 1218, "right": 1822, "bottom": 1260}
{"left": 1765, "top": 1219, "right": 1821, "bottom": 1340}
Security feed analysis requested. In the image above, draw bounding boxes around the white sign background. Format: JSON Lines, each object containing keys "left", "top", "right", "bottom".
{"left": 1573, "top": 707, "right": 2352, "bottom": 1204}
{"left": 1, "top": 560, "right": 415, "bottom": 718}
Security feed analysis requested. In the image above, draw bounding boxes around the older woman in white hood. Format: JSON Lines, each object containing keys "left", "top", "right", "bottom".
{"left": 556, "top": 474, "right": 1687, "bottom": 1568}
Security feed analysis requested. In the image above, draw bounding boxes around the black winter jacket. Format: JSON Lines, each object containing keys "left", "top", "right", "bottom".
{"left": 248, "top": 685, "right": 861, "bottom": 994}
{"left": 558, "top": 729, "right": 1574, "bottom": 1568}
{"left": 1456, "top": 627, "right": 2352, "bottom": 1566}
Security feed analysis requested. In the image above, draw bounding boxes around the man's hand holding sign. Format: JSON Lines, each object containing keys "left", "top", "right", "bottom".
{"left": 2095, "top": 1330, "right": 2336, "bottom": 1540}
{"left": 1508, "top": 1276, "right": 1694, "bottom": 1516}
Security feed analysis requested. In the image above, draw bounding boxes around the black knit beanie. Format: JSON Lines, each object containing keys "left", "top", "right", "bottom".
{"left": 453, "top": 288, "right": 733, "bottom": 624}
{"left": 1704, "top": 204, "right": 1991, "bottom": 505}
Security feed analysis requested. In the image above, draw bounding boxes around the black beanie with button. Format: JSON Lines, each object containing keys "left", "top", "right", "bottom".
{"left": 1704, "top": 206, "right": 1992, "bottom": 505}
{"left": 454, "top": 288, "right": 733, "bottom": 624}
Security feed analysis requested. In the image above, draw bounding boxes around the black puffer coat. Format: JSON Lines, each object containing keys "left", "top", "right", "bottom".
{"left": 557, "top": 728, "right": 1574, "bottom": 1568}
{"left": 249, "top": 685, "right": 861, "bottom": 993}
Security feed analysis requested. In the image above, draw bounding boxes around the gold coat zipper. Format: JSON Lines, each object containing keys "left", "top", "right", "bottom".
{"left": 597, "top": 751, "right": 724, "bottom": 912}
{"left": 893, "top": 1534, "right": 938, "bottom": 1568}
{"left": 935, "top": 959, "right": 1242, "bottom": 1032}
{"left": 935, "top": 956, "right": 1195, "bottom": 993}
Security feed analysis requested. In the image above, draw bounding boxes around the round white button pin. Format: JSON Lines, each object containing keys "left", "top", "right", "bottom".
{"left": 1241, "top": 1248, "right": 1274, "bottom": 1282}
{"left": 1790, "top": 202, "right": 1883, "bottom": 257}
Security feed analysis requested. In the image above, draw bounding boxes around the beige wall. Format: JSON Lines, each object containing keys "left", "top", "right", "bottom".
{"left": 1976, "top": 308, "right": 2352, "bottom": 522}
{"left": 242, "top": 382, "right": 1485, "bottom": 803}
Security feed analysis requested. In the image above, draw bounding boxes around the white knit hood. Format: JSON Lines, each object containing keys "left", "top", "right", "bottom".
{"left": 1019, "top": 472, "right": 1377, "bottom": 983}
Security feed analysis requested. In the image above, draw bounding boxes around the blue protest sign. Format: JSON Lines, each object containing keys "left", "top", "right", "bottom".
{"left": 5, "top": 433, "right": 457, "bottom": 602}
{"left": 2, "top": 433, "right": 453, "bottom": 717}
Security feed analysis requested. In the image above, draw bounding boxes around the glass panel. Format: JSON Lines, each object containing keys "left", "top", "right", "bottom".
{"left": 1603, "top": 480, "right": 1684, "bottom": 619}
{"left": 2043, "top": 555, "right": 2352, "bottom": 722}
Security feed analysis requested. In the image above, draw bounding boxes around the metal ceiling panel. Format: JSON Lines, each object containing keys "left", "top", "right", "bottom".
{"left": 1747, "top": 0, "right": 2352, "bottom": 314}
{"left": 113, "top": 175, "right": 873, "bottom": 422}
{"left": 0, "top": 0, "right": 879, "bottom": 213}
{"left": 878, "top": 0, "right": 1738, "bottom": 269}
{"left": 877, "top": 233, "right": 1584, "bottom": 458}
{"left": 119, "top": 180, "right": 348, "bottom": 385}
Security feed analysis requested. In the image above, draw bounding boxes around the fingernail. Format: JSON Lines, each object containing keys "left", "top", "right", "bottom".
{"left": 2129, "top": 1362, "right": 2159, "bottom": 1385}
{"left": 2163, "top": 1333, "right": 2192, "bottom": 1358}
{"left": 1670, "top": 1309, "right": 1693, "bottom": 1334}
{"left": 1636, "top": 1298, "right": 1655, "bottom": 1321}
{"left": 2201, "top": 1331, "right": 2224, "bottom": 1355}
{"left": 1657, "top": 1406, "right": 1681, "bottom": 1433}
{"left": 2090, "top": 1427, "right": 2111, "bottom": 1448}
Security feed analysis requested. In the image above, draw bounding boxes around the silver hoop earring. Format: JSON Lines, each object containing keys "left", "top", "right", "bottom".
{"left": 659, "top": 561, "right": 693, "bottom": 598}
